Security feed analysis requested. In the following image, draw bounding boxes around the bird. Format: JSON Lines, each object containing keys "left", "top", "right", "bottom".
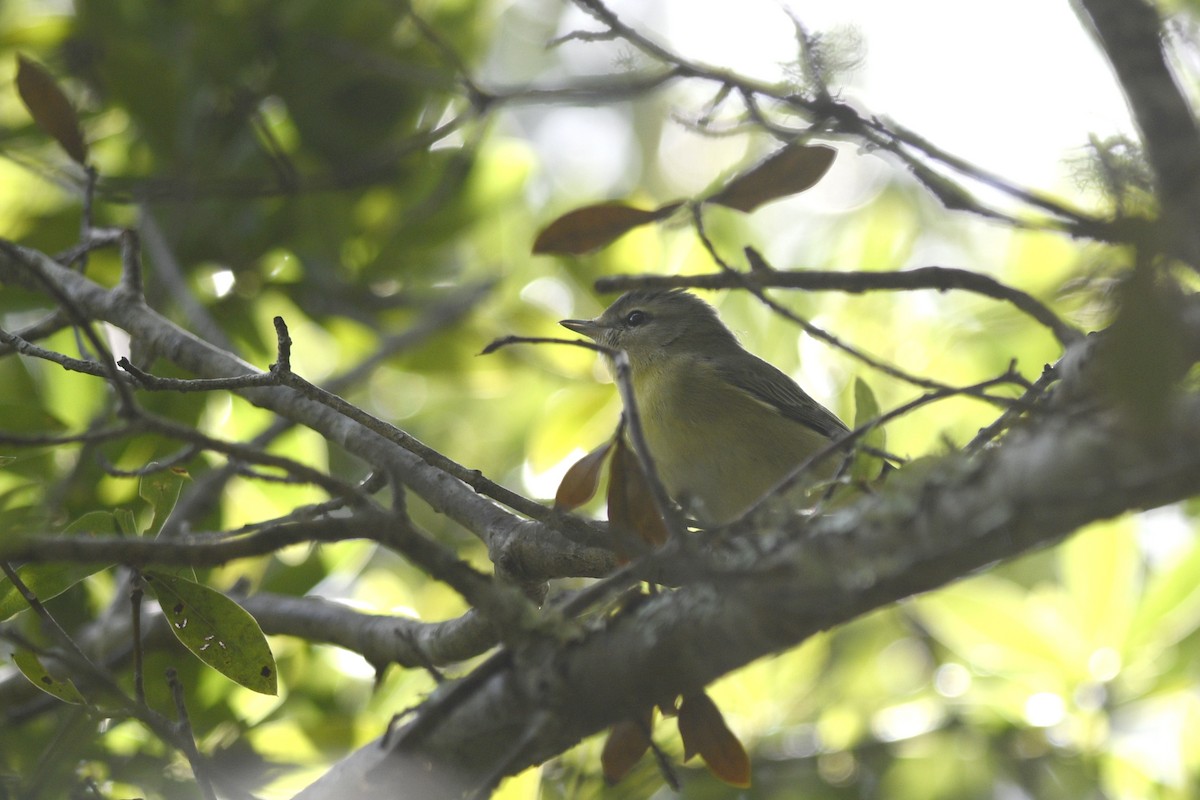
{"left": 560, "top": 289, "right": 849, "bottom": 525}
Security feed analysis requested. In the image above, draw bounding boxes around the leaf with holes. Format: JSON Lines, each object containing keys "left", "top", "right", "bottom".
{"left": 678, "top": 691, "right": 751, "bottom": 787}
{"left": 533, "top": 201, "right": 681, "bottom": 255}
{"left": 15, "top": 55, "right": 88, "bottom": 164}
{"left": 600, "top": 709, "right": 654, "bottom": 785}
{"left": 705, "top": 143, "right": 835, "bottom": 212}
{"left": 144, "top": 570, "right": 278, "bottom": 695}
{"left": 555, "top": 437, "right": 615, "bottom": 511}
{"left": 13, "top": 649, "right": 86, "bottom": 705}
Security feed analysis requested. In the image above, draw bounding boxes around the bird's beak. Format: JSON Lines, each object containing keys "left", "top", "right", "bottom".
{"left": 560, "top": 317, "right": 602, "bottom": 340}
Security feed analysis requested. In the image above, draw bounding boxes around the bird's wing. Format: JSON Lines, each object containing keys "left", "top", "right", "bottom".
{"left": 715, "top": 354, "right": 849, "bottom": 440}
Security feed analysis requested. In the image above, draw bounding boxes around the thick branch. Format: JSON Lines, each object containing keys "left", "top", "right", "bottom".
{"left": 299, "top": 387, "right": 1200, "bottom": 796}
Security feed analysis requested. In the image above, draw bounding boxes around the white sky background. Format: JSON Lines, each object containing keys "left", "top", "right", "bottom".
{"left": 497, "top": 0, "right": 1141, "bottom": 495}
{"left": 492, "top": 0, "right": 1137, "bottom": 209}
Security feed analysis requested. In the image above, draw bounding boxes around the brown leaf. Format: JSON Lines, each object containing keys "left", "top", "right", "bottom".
{"left": 607, "top": 439, "right": 668, "bottom": 557}
{"left": 601, "top": 710, "right": 654, "bottom": 785}
{"left": 678, "top": 691, "right": 751, "bottom": 788}
{"left": 532, "top": 201, "right": 681, "bottom": 255}
{"left": 15, "top": 55, "right": 88, "bottom": 165}
{"left": 554, "top": 438, "right": 615, "bottom": 511}
{"left": 705, "top": 143, "right": 835, "bottom": 212}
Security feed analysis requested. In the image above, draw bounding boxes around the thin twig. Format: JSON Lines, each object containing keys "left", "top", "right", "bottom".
{"left": 687, "top": 204, "right": 1023, "bottom": 402}
{"left": 481, "top": 334, "right": 686, "bottom": 539}
{"left": 596, "top": 254, "right": 1083, "bottom": 347}
{"left": 0, "top": 327, "right": 121, "bottom": 378}
{"left": 166, "top": 668, "right": 217, "bottom": 800}
{"left": 753, "top": 367, "right": 1032, "bottom": 520}
{"left": 130, "top": 572, "right": 146, "bottom": 706}
{"left": 269, "top": 317, "right": 563, "bottom": 525}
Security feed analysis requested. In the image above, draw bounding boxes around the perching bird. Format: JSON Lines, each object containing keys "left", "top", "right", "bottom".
{"left": 561, "top": 289, "right": 849, "bottom": 525}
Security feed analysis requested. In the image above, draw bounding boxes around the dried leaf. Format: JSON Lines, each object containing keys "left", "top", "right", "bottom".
{"left": 555, "top": 438, "right": 615, "bottom": 511}
{"left": 15, "top": 54, "right": 88, "bottom": 164}
{"left": 706, "top": 143, "right": 835, "bottom": 212}
{"left": 533, "top": 201, "right": 681, "bottom": 255}
{"left": 678, "top": 691, "right": 751, "bottom": 788}
{"left": 601, "top": 709, "right": 654, "bottom": 784}
{"left": 607, "top": 439, "right": 668, "bottom": 557}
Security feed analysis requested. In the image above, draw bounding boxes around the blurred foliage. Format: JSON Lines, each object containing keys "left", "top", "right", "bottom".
{"left": 0, "top": 0, "right": 1196, "bottom": 799}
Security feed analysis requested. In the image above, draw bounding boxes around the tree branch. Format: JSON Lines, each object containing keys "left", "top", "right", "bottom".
{"left": 1073, "top": 0, "right": 1200, "bottom": 263}
{"left": 299, "top": 383, "right": 1200, "bottom": 797}
{"left": 0, "top": 238, "right": 613, "bottom": 583}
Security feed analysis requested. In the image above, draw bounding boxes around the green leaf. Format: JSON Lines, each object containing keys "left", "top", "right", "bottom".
{"left": 114, "top": 507, "right": 140, "bottom": 537}
{"left": 143, "top": 571, "right": 278, "bottom": 695}
{"left": 62, "top": 510, "right": 118, "bottom": 536}
{"left": 0, "top": 562, "right": 110, "bottom": 620}
{"left": 13, "top": 649, "right": 86, "bottom": 704}
{"left": 1129, "top": 534, "right": 1200, "bottom": 660}
{"left": 0, "top": 511, "right": 116, "bottom": 620}
{"left": 139, "top": 467, "right": 190, "bottom": 536}
{"left": 1059, "top": 521, "right": 1140, "bottom": 653}
{"left": 916, "top": 577, "right": 1082, "bottom": 674}
{"left": 850, "top": 377, "right": 886, "bottom": 481}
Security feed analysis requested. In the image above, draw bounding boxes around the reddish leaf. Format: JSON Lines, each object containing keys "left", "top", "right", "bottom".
{"left": 706, "top": 143, "right": 835, "bottom": 212}
{"left": 678, "top": 691, "right": 751, "bottom": 788}
{"left": 15, "top": 55, "right": 88, "bottom": 165}
{"left": 607, "top": 439, "right": 669, "bottom": 559}
{"left": 601, "top": 709, "right": 654, "bottom": 785}
{"left": 532, "top": 201, "right": 681, "bottom": 255}
{"left": 555, "top": 438, "right": 615, "bottom": 511}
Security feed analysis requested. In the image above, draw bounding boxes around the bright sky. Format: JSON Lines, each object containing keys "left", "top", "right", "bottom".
{"left": 658, "top": 0, "right": 1134, "bottom": 189}
{"left": 510, "top": 0, "right": 1136, "bottom": 204}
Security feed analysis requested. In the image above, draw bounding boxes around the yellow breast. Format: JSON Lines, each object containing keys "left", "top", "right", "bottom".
{"left": 630, "top": 358, "right": 834, "bottom": 525}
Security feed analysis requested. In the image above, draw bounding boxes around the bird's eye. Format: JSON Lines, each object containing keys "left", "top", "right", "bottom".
{"left": 625, "top": 310, "right": 648, "bottom": 327}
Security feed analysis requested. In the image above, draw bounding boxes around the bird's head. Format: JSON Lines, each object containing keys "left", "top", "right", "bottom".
{"left": 560, "top": 289, "right": 738, "bottom": 365}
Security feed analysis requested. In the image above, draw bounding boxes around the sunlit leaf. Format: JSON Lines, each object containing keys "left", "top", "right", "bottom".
{"left": 532, "top": 201, "right": 681, "bottom": 255}
{"left": 705, "top": 143, "right": 835, "bottom": 212}
{"left": 0, "top": 511, "right": 116, "bottom": 620}
{"left": 0, "top": 562, "right": 110, "bottom": 620}
{"left": 143, "top": 570, "right": 278, "bottom": 695}
{"left": 600, "top": 709, "right": 654, "bottom": 785}
{"left": 916, "top": 577, "right": 1081, "bottom": 672}
{"left": 678, "top": 691, "right": 751, "bottom": 787}
{"left": 1059, "top": 521, "right": 1139, "bottom": 652}
{"left": 1129, "top": 533, "right": 1200, "bottom": 658}
{"left": 15, "top": 54, "right": 88, "bottom": 164}
{"left": 555, "top": 438, "right": 615, "bottom": 511}
{"left": 850, "top": 377, "right": 887, "bottom": 482}
{"left": 13, "top": 650, "right": 86, "bottom": 705}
